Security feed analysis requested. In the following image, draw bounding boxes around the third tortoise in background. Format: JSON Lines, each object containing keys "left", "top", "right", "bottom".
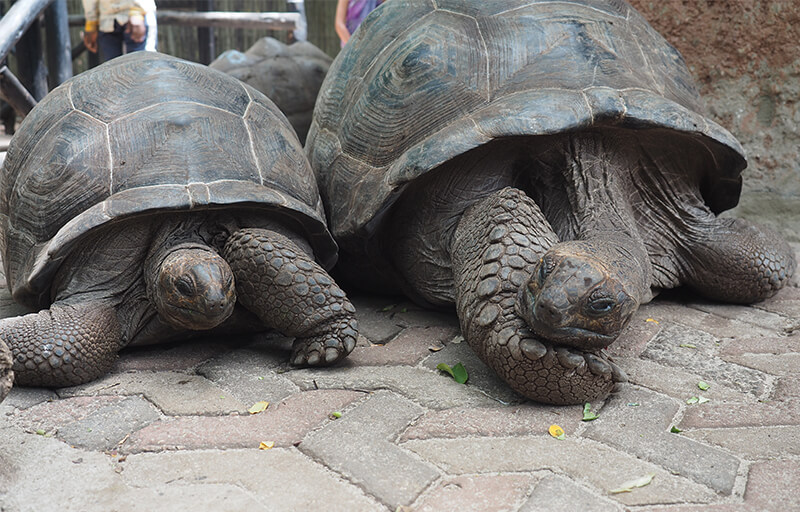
{"left": 306, "top": 0, "right": 796, "bottom": 404}
{"left": 210, "top": 37, "right": 332, "bottom": 144}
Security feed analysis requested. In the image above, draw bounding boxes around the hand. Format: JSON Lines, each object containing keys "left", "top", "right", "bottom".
{"left": 125, "top": 18, "right": 147, "bottom": 43}
{"left": 83, "top": 30, "right": 98, "bottom": 53}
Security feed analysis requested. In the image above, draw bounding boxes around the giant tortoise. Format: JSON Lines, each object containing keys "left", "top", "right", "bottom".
{"left": 0, "top": 52, "right": 358, "bottom": 403}
{"left": 210, "top": 37, "right": 332, "bottom": 144}
{"left": 306, "top": 0, "right": 796, "bottom": 404}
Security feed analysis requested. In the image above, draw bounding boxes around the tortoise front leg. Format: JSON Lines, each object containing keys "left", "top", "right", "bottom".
{"left": 451, "top": 187, "right": 624, "bottom": 405}
{"left": 682, "top": 218, "right": 796, "bottom": 303}
{"left": 0, "top": 338, "right": 12, "bottom": 402}
{"left": 223, "top": 228, "right": 358, "bottom": 366}
{"left": 1, "top": 302, "right": 122, "bottom": 389}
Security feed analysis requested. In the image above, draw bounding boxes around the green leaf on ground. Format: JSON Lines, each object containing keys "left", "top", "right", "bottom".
{"left": 330, "top": 411, "right": 342, "bottom": 419}
{"left": 582, "top": 403, "right": 599, "bottom": 421}
{"left": 609, "top": 473, "right": 656, "bottom": 494}
{"left": 698, "top": 381, "right": 710, "bottom": 390}
{"left": 686, "top": 396, "right": 699, "bottom": 404}
{"left": 679, "top": 343, "right": 697, "bottom": 349}
{"left": 437, "top": 362, "right": 469, "bottom": 384}
{"left": 670, "top": 425, "right": 682, "bottom": 433}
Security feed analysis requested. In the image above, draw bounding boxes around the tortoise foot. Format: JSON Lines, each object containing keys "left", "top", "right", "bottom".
{"left": 291, "top": 316, "right": 359, "bottom": 366}
{"left": 1, "top": 303, "right": 121, "bottom": 389}
{"left": 225, "top": 228, "right": 359, "bottom": 365}
{"left": 686, "top": 218, "right": 796, "bottom": 303}
{"left": 488, "top": 326, "right": 620, "bottom": 405}
{"left": 0, "top": 338, "right": 13, "bottom": 403}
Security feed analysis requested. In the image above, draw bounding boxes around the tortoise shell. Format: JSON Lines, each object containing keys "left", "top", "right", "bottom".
{"left": 1, "top": 52, "right": 336, "bottom": 308}
{"left": 210, "top": 37, "right": 332, "bottom": 143}
{"left": 306, "top": 0, "right": 746, "bottom": 253}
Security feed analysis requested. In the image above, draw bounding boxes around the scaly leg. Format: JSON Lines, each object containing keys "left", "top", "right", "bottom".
{"left": 683, "top": 218, "right": 796, "bottom": 303}
{"left": 0, "top": 338, "right": 12, "bottom": 402}
{"left": 223, "top": 228, "right": 358, "bottom": 366}
{"left": 451, "top": 187, "right": 624, "bottom": 405}
{"left": 2, "top": 302, "right": 122, "bottom": 389}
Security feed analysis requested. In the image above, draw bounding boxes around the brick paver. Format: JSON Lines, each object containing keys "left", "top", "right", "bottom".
{"left": 519, "top": 474, "right": 624, "bottom": 512}
{"left": 0, "top": 246, "right": 797, "bottom": 511}
{"left": 123, "top": 389, "right": 362, "bottom": 452}
{"left": 401, "top": 436, "right": 717, "bottom": 507}
{"left": 300, "top": 390, "right": 439, "bottom": 509}
{"left": 121, "top": 448, "right": 384, "bottom": 511}
{"left": 582, "top": 386, "right": 741, "bottom": 494}
{"left": 413, "top": 474, "right": 536, "bottom": 512}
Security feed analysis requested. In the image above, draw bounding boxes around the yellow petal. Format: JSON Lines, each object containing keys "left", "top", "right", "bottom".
{"left": 645, "top": 318, "right": 659, "bottom": 324}
{"left": 248, "top": 401, "right": 270, "bottom": 414}
{"left": 259, "top": 441, "right": 275, "bottom": 450}
{"left": 548, "top": 424, "right": 565, "bottom": 439}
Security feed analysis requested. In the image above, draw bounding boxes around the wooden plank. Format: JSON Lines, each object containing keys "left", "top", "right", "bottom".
{"left": 68, "top": 10, "right": 299, "bottom": 30}
{"left": 0, "top": 66, "right": 37, "bottom": 116}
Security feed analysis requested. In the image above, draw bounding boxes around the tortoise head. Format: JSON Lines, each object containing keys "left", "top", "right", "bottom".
{"left": 517, "top": 241, "right": 640, "bottom": 350}
{"left": 153, "top": 247, "right": 237, "bottom": 330}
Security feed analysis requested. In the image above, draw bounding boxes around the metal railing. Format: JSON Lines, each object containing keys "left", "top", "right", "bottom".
{"left": 0, "top": 0, "right": 68, "bottom": 117}
{"left": 0, "top": 0, "right": 298, "bottom": 122}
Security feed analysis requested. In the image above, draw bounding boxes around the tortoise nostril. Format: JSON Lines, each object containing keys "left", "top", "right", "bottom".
{"left": 536, "top": 300, "right": 562, "bottom": 324}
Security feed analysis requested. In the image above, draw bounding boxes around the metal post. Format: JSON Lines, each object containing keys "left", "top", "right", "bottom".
{"left": 0, "top": 65, "right": 36, "bottom": 115}
{"left": 15, "top": 16, "right": 48, "bottom": 101}
{"left": 44, "top": 0, "right": 71, "bottom": 88}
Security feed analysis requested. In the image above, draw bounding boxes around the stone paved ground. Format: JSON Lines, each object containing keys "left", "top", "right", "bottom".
{"left": 1, "top": 242, "right": 798, "bottom": 512}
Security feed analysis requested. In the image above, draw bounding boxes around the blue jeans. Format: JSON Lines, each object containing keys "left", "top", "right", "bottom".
{"left": 98, "top": 20, "right": 149, "bottom": 63}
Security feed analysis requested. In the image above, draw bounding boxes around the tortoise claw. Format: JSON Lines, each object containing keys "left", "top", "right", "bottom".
{"left": 609, "top": 358, "right": 628, "bottom": 383}
{"left": 290, "top": 317, "right": 358, "bottom": 367}
{"left": 520, "top": 338, "right": 547, "bottom": 361}
{"left": 584, "top": 353, "right": 612, "bottom": 376}
{"left": 556, "top": 347, "right": 586, "bottom": 369}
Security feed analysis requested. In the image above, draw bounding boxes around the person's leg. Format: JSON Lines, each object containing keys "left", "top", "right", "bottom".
{"left": 97, "top": 21, "right": 125, "bottom": 62}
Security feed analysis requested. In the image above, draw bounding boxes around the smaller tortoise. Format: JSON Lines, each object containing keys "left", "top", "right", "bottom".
{"left": 210, "top": 37, "right": 332, "bottom": 144}
{"left": 307, "top": 0, "right": 796, "bottom": 405}
{"left": 0, "top": 52, "right": 357, "bottom": 403}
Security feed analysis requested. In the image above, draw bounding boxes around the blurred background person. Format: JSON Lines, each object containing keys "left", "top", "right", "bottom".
{"left": 288, "top": 0, "right": 307, "bottom": 43}
{"left": 335, "top": 0, "right": 382, "bottom": 46}
{"left": 83, "top": 0, "right": 157, "bottom": 63}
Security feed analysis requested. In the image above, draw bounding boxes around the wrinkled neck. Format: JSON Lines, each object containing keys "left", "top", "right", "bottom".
{"left": 561, "top": 132, "right": 642, "bottom": 241}
{"left": 527, "top": 131, "right": 653, "bottom": 301}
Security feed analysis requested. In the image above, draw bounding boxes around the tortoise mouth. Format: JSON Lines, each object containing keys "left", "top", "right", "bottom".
{"left": 530, "top": 323, "right": 617, "bottom": 350}
{"left": 162, "top": 301, "right": 235, "bottom": 331}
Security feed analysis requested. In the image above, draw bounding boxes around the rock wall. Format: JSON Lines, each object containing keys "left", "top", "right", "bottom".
{"left": 630, "top": 1, "right": 800, "bottom": 240}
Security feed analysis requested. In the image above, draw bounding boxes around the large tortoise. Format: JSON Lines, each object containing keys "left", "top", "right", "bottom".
{"left": 210, "top": 37, "right": 332, "bottom": 144}
{"left": 306, "top": 0, "right": 796, "bottom": 404}
{"left": 0, "top": 52, "right": 358, "bottom": 403}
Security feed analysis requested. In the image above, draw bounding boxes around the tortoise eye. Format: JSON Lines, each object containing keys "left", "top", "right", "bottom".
{"left": 175, "top": 277, "right": 195, "bottom": 296}
{"left": 587, "top": 297, "right": 615, "bottom": 316}
{"left": 537, "top": 257, "right": 554, "bottom": 284}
